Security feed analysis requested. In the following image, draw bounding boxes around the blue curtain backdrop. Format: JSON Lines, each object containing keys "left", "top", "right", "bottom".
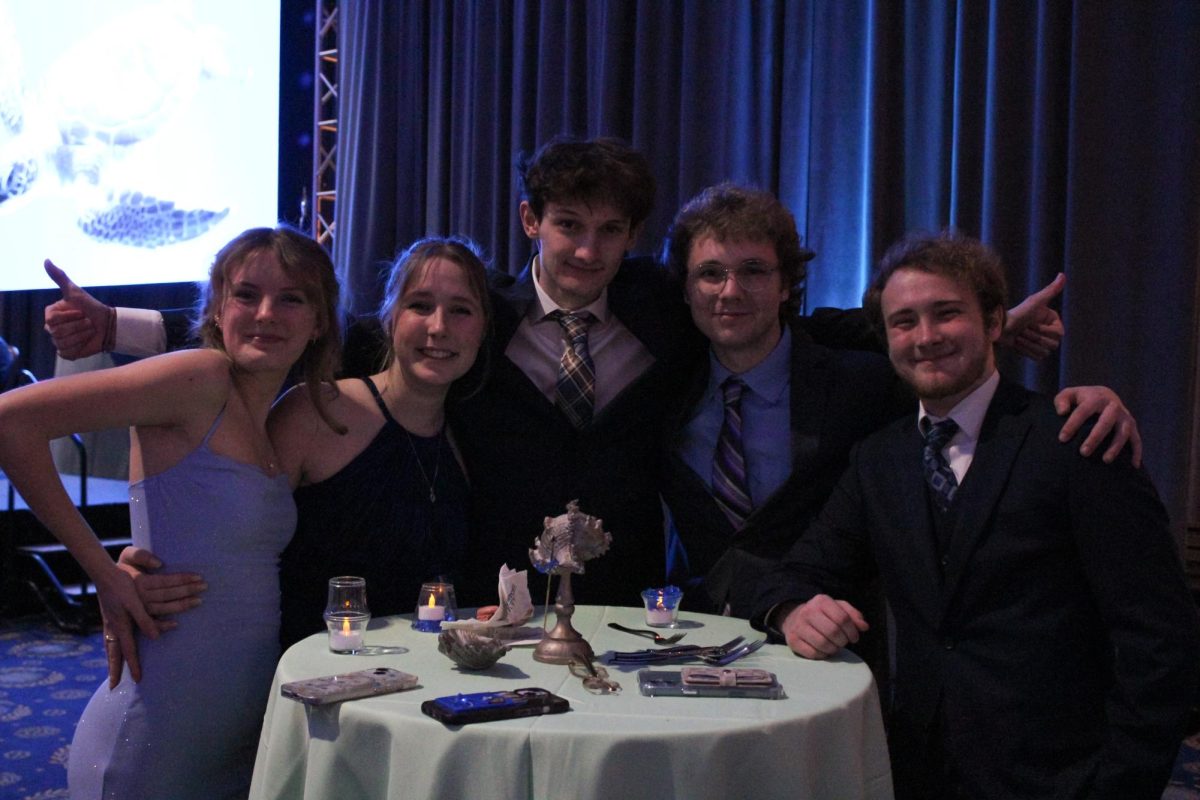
{"left": 330, "top": 0, "right": 1199, "bottom": 534}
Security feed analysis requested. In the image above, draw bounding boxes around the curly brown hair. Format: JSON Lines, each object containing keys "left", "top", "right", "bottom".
{"left": 664, "top": 183, "right": 815, "bottom": 314}
{"left": 517, "top": 137, "right": 656, "bottom": 228}
{"left": 863, "top": 230, "right": 1008, "bottom": 333}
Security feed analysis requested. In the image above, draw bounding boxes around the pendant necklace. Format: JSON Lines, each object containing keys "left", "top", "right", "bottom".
{"left": 405, "top": 429, "right": 442, "bottom": 503}
{"left": 383, "top": 378, "right": 442, "bottom": 503}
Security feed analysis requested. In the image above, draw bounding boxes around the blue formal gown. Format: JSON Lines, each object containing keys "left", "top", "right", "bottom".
{"left": 68, "top": 411, "right": 295, "bottom": 799}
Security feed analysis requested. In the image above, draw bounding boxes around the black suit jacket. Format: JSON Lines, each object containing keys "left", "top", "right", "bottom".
{"left": 448, "top": 255, "right": 693, "bottom": 606}
{"left": 754, "top": 380, "right": 1200, "bottom": 800}
{"left": 661, "top": 321, "right": 908, "bottom": 617}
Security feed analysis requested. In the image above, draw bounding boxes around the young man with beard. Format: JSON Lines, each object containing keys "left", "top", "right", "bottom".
{"left": 753, "top": 231, "right": 1199, "bottom": 800}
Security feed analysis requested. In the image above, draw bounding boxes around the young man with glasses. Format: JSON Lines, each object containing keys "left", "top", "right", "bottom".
{"left": 661, "top": 183, "right": 910, "bottom": 619}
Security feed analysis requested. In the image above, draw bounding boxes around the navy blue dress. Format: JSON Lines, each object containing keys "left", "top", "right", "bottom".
{"left": 279, "top": 377, "right": 470, "bottom": 649}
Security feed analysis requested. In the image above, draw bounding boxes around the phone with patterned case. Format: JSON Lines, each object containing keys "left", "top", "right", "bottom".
{"left": 280, "top": 667, "right": 419, "bottom": 705}
{"left": 637, "top": 668, "right": 785, "bottom": 699}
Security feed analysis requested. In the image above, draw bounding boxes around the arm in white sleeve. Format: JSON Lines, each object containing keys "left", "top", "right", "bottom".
{"left": 113, "top": 308, "right": 168, "bottom": 357}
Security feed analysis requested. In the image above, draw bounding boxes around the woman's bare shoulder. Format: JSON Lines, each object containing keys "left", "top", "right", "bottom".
{"left": 138, "top": 348, "right": 233, "bottom": 395}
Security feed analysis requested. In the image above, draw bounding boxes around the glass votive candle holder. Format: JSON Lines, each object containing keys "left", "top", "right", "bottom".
{"left": 641, "top": 586, "right": 683, "bottom": 628}
{"left": 412, "top": 581, "right": 458, "bottom": 632}
{"left": 325, "top": 611, "right": 370, "bottom": 653}
{"left": 323, "top": 576, "right": 371, "bottom": 653}
{"left": 324, "top": 575, "right": 370, "bottom": 617}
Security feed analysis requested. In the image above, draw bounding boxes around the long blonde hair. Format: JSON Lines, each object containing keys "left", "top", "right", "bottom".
{"left": 195, "top": 225, "right": 346, "bottom": 433}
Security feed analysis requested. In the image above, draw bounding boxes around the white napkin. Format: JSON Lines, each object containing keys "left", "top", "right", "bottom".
{"left": 441, "top": 565, "right": 535, "bottom": 633}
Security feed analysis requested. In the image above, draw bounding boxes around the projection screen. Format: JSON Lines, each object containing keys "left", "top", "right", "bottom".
{"left": 0, "top": 0, "right": 280, "bottom": 291}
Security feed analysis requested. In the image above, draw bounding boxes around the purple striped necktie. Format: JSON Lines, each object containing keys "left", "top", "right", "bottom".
{"left": 712, "top": 377, "right": 753, "bottom": 528}
{"left": 549, "top": 310, "right": 596, "bottom": 429}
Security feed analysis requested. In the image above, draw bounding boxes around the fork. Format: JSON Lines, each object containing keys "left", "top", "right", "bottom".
{"left": 608, "top": 635, "right": 745, "bottom": 664}
{"left": 700, "top": 638, "right": 766, "bottom": 666}
{"left": 607, "top": 622, "right": 685, "bottom": 645}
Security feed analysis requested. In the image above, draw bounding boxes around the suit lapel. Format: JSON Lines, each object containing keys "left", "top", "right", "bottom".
{"left": 885, "top": 426, "right": 945, "bottom": 617}
{"left": 726, "top": 331, "right": 828, "bottom": 544}
{"left": 785, "top": 330, "right": 829, "bottom": 482}
{"left": 665, "top": 347, "right": 712, "bottom": 440}
{"left": 674, "top": 326, "right": 831, "bottom": 545}
{"left": 486, "top": 262, "right": 563, "bottom": 420}
{"left": 937, "top": 381, "right": 1032, "bottom": 621}
{"left": 490, "top": 262, "right": 537, "bottom": 348}
{"left": 692, "top": 326, "right": 820, "bottom": 542}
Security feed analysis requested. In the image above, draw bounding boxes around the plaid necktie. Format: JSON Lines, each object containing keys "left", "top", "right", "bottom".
{"left": 549, "top": 310, "right": 596, "bottom": 429}
{"left": 922, "top": 418, "right": 960, "bottom": 512}
{"left": 712, "top": 377, "right": 753, "bottom": 528}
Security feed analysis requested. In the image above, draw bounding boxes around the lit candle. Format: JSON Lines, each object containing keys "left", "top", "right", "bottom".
{"left": 417, "top": 593, "right": 445, "bottom": 622}
{"left": 641, "top": 586, "right": 682, "bottom": 627}
{"left": 646, "top": 592, "right": 675, "bottom": 625}
{"left": 329, "top": 616, "right": 363, "bottom": 652}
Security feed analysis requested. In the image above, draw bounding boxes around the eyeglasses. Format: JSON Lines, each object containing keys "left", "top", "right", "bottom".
{"left": 688, "top": 260, "right": 779, "bottom": 293}
{"left": 569, "top": 657, "right": 621, "bottom": 694}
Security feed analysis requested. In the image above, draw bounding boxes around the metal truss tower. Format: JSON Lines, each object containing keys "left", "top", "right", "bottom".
{"left": 312, "top": 2, "right": 338, "bottom": 246}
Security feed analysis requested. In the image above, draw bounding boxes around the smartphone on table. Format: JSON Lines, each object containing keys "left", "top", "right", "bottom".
{"left": 638, "top": 667, "right": 785, "bottom": 699}
{"left": 421, "top": 687, "right": 569, "bottom": 725}
{"left": 281, "top": 667, "right": 419, "bottom": 705}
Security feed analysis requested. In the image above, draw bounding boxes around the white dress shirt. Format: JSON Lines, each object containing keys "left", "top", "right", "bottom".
{"left": 503, "top": 256, "right": 655, "bottom": 412}
{"left": 114, "top": 307, "right": 168, "bottom": 357}
{"left": 917, "top": 369, "right": 1001, "bottom": 484}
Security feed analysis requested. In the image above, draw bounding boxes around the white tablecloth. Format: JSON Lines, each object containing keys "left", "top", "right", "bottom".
{"left": 250, "top": 605, "right": 893, "bottom": 800}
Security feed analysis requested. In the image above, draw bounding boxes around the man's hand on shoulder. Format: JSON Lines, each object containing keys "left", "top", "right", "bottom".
{"left": 1054, "top": 386, "right": 1142, "bottom": 468}
{"left": 42, "top": 260, "right": 112, "bottom": 360}
{"left": 779, "top": 594, "right": 869, "bottom": 659}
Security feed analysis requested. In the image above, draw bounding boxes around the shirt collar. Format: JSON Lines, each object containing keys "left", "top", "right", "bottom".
{"left": 528, "top": 254, "right": 610, "bottom": 323}
{"left": 917, "top": 369, "right": 1000, "bottom": 442}
{"left": 709, "top": 325, "right": 792, "bottom": 404}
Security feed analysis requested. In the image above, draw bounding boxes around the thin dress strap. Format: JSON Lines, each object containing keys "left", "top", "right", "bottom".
{"left": 362, "top": 376, "right": 400, "bottom": 427}
{"left": 199, "top": 404, "right": 227, "bottom": 447}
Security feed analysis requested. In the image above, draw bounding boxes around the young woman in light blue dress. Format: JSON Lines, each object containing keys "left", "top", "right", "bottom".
{"left": 0, "top": 226, "right": 343, "bottom": 799}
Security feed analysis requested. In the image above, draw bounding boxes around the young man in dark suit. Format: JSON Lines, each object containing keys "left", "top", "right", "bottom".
{"left": 449, "top": 138, "right": 688, "bottom": 604}
{"left": 754, "top": 231, "right": 1200, "bottom": 800}
{"left": 660, "top": 184, "right": 909, "bottom": 618}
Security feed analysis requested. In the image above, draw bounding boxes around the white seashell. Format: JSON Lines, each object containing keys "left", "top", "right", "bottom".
{"left": 437, "top": 629, "right": 510, "bottom": 670}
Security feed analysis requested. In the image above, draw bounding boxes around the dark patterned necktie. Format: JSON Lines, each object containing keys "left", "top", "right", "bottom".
{"left": 712, "top": 377, "right": 753, "bottom": 528}
{"left": 922, "top": 418, "right": 960, "bottom": 512}
{"left": 549, "top": 310, "right": 596, "bottom": 429}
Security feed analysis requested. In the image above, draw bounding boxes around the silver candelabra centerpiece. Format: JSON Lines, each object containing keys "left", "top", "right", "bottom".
{"left": 528, "top": 499, "right": 612, "bottom": 664}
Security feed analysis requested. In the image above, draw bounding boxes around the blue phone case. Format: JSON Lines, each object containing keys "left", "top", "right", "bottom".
{"left": 421, "top": 687, "right": 569, "bottom": 724}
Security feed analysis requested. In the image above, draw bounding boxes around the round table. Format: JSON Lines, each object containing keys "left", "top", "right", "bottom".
{"left": 249, "top": 606, "right": 893, "bottom": 800}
